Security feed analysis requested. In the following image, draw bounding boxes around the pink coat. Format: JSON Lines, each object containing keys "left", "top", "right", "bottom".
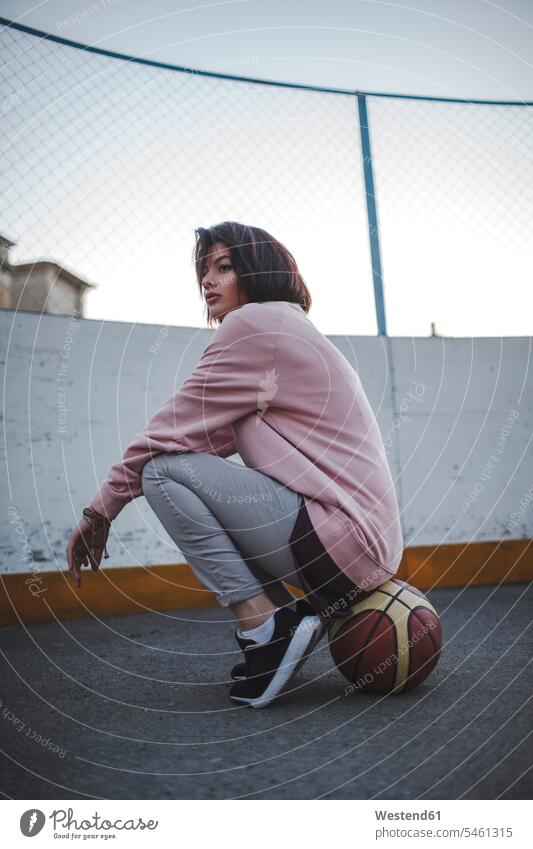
{"left": 89, "top": 301, "right": 404, "bottom": 591}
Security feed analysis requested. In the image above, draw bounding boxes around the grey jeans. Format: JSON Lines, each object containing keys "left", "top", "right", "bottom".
{"left": 141, "top": 451, "right": 304, "bottom": 608}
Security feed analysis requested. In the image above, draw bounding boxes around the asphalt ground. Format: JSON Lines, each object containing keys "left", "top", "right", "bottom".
{"left": 0, "top": 582, "right": 531, "bottom": 800}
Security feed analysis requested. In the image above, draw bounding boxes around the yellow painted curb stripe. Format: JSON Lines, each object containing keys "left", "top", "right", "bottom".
{"left": 1, "top": 538, "right": 531, "bottom": 626}
{"left": 0, "top": 563, "right": 219, "bottom": 627}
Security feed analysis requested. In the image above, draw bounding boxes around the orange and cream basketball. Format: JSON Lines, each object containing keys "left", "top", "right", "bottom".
{"left": 328, "top": 578, "right": 442, "bottom": 694}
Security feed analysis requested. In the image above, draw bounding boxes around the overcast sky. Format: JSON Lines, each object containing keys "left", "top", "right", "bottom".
{"left": 1, "top": 1, "right": 532, "bottom": 336}
{"left": 2, "top": 0, "right": 533, "bottom": 100}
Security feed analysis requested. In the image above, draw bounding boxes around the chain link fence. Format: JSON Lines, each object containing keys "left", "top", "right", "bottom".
{"left": 1, "top": 19, "right": 532, "bottom": 335}
{"left": 368, "top": 96, "right": 533, "bottom": 336}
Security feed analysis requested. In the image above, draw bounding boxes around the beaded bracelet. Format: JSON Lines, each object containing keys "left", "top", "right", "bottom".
{"left": 82, "top": 507, "right": 110, "bottom": 559}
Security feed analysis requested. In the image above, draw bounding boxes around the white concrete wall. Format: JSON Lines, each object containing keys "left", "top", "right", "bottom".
{"left": 1, "top": 309, "right": 532, "bottom": 574}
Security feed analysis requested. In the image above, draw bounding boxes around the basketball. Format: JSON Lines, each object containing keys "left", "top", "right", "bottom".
{"left": 328, "top": 578, "right": 442, "bottom": 694}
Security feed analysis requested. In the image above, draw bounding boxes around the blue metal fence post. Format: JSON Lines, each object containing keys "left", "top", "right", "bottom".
{"left": 357, "top": 94, "right": 387, "bottom": 336}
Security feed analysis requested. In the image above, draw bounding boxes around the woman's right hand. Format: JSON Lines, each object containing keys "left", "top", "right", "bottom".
{"left": 66, "top": 517, "right": 110, "bottom": 587}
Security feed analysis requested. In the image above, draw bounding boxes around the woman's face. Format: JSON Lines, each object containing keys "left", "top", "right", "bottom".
{"left": 201, "top": 241, "right": 247, "bottom": 321}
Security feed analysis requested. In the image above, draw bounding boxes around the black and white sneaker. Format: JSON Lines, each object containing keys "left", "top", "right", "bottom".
{"left": 230, "top": 599, "right": 326, "bottom": 681}
{"left": 229, "top": 603, "right": 323, "bottom": 708}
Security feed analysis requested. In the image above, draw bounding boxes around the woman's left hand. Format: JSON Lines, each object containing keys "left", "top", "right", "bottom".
{"left": 66, "top": 517, "right": 109, "bottom": 587}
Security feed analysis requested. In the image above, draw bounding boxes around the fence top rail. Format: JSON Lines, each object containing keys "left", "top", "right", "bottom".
{"left": 1, "top": 16, "right": 532, "bottom": 107}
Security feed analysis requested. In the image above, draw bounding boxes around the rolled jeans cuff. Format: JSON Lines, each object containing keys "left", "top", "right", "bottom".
{"left": 215, "top": 586, "right": 268, "bottom": 608}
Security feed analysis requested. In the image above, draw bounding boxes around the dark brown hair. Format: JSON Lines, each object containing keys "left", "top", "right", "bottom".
{"left": 193, "top": 221, "right": 312, "bottom": 327}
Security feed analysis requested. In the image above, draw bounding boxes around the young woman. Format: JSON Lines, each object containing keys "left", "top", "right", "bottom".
{"left": 66, "top": 221, "right": 404, "bottom": 709}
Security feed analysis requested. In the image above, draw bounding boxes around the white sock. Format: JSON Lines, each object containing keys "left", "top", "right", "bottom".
{"left": 239, "top": 608, "right": 279, "bottom": 644}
